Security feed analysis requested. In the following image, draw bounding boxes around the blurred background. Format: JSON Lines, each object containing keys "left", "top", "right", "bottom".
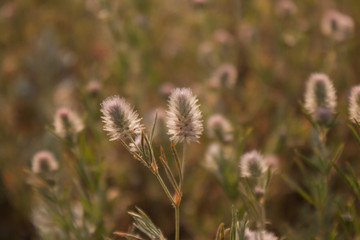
{"left": 0, "top": 0, "right": 360, "bottom": 239}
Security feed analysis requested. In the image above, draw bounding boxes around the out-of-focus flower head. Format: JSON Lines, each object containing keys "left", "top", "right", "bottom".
{"left": 348, "top": 85, "right": 360, "bottom": 123}
{"left": 321, "top": 10, "right": 354, "bottom": 42}
{"left": 100, "top": 96, "right": 144, "bottom": 141}
{"left": 244, "top": 228, "right": 278, "bottom": 240}
{"left": 86, "top": 80, "right": 102, "bottom": 97}
{"left": 239, "top": 151, "right": 268, "bottom": 178}
{"left": 209, "top": 64, "right": 238, "bottom": 89}
{"left": 166, "top": 88, "right": 203, "bottom": 144}
{"left": 275, "top": 0, "right": 297, "bottom": 17}
{"left": 207, "top": 114, "right": 233, "bottom": 142}
{"left": 54, "top": 107, "right": 84, "bottom": 139}
{"left": 304, "top": 73, "right": 337, "bottom": 124}
{"left": 32, "top": 150, "right": 59, "bottom": 174}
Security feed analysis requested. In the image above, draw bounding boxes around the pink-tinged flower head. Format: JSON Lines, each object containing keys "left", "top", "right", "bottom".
{"left": 321, "top": 10, "right": 354, "bottom": 42}
{"left": 239, "top": 151, "right": 267, "bottom": 178}
{"left": 349, "top": 85, "right": 360, "bottom": 123}
{"left": 32, "top": 150, "right": 59, "bottom": 174}
{"left": 209, "top": 64, "right": 237, "bottom": 89}
{"left": 304, "top": 73, "right": 337, "bottom": 123}
{"left": 100, "top": 96, "right": 144, "bottom": 141}
{"left": 54, "top": 107, "right": 84, "bottom": 139}
{"left": 166, "top": 88, "right": 203, "bottom": 144}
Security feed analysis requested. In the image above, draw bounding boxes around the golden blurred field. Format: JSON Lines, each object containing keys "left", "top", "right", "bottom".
{"left": 1, "top": 0, "right": 360, "bottom": 239}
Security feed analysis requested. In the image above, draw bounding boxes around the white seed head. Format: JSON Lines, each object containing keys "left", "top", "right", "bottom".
{"left": 207, "top": 114, "right": 233, "bottom": 142}
{"left": 166, "top": 88, "right": 203, "bottom": 144}
{"left": 244, "top": 228, "right": 278, "bottom": 240}
{"left": 304, "top": 73, "right": 337, "bottom": 123}
{"left": 32, "top": 150, "right": 59, "bottom": 174}
{"left": 349, "top": 86, "right": 360, "bottom": 123}
{"left": 239, "top": 151, "right": 267, "bottom": 178}
{"left": 209, "top": 63, "right": 238, "bottom": 89}
{"left": 321, "top": 10, "right": 354, "bottom": 42}
{"left": 100, "top": 96, "right": 144, "bottom": 141}
{"left": 54, "top": 107, "right": 84, "bottom": 139}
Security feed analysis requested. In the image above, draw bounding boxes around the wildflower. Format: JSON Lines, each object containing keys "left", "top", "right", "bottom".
{"left": 166, "top": 88, "right": 203, "bottom": 144}
{"left": 158, "top": 82, "right": 175, "bottom": 99}
{"left": 254, "top": 186, "right": 265, "bottom": 199}
{"left": 321, "top": 10, "right": 354, "bottom": 42}
{"left": 209, "top": 64, "right": 237, "bottom": 89}
{"left": 244, "top": 228, "right": 278, "bottom": 240}
{"left": 32, "top": 150, "right": 59, "bottom": 174}
{"left": 86, "top": 80, "right": 102, "bottom": 97}
{"left": 100, "top": 96, "right": 144, "bottom": 141}
{"left": 54, "top": 107, "right": 84, "bottom": 139}
{"left": 214, "top": 29, "right": 233, "bottom": 45}
{"left": 207, "top": 114, "right": 233, "bottom": 142}
{"left": 348, "top": 85, "right": 360, "bottom": 123}
{"left": 304, "top": 73, "right": 337, "bottom": 124}
{"left": 275, "top": 0, "right": 297, "bottom": 17}
{"left": 239, "top": 151, "right": 267, "bottom": 178}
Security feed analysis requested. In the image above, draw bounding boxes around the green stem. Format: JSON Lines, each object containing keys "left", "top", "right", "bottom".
{"left": 175, "top": 205, "right": 180, "bottom": 240}
{"left": 154, "top": 172, "right": 175, "bottom": 205}
{"left": 180, "top": 144, "right": 186, "bottom": 190}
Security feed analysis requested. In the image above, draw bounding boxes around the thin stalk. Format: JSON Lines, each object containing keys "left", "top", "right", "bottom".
{"left": 181, "top": 144, "right": 186, "bottom": 190}
{"left": 154, "top": 172, "right": 175, "bottom": 205}
{"left": 175, "top": 205, "right": 180, "bottom": 240}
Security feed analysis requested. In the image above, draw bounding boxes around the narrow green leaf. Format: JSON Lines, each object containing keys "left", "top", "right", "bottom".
{"left": 150, "top": 112, "right": 158, "bottom": 143}
{"left": 281, "top": 174, "right": 314, "bottom": 205}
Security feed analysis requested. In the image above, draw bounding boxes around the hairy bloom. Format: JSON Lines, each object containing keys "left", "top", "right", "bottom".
{"left": 304, "top": 73, "right": 337, "bottom": 123}
{"left": 207, "top": 114, "right": 233, "bottom": 142}
{"left": 100, "top": 96, "right": 144, "bottom": 141}
{"left": 32, "top": 150, "right": 59, "bottom": 174}
{"left": 349, "top": 86, "right": 360, "bottom": 123}
{"left": 244, "top": 228, "right": 278, "bottom": 240}
{"left": 54, "top": 107, "right": 84, "bottom": 139}
{"left": 166, "top": 88, "right": 203, "bottom": 144}
{"left": 239, "top": 151, "right": 267, "bottom": 178}
{"left": 321, "top": 10, "right": 354, "bottom": 42}
{"left": 209, "top": 63, "right": 237, "bottom": 89}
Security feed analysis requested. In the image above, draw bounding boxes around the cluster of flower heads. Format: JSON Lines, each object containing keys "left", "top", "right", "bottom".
{"left": 100, "top": 88, "right": 203, "bottom": 145}
{"left": 303, "top": 73, "right": 360, "bottom": 124}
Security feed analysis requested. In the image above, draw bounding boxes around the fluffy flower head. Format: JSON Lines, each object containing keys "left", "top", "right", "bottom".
{"left": 304, "top": 73, "right": 337, "bottom": 123}
{"left": 209, "top": 63, "right": 237, "bottom": 89}
{"left": 32, "top": 150, "right": 59, "bottom": 174}
{"left": 166, "top": 88, "right": 203, "bottom": 144}
{"left": 101, "top": 96, "right": 144, "bottom": 141}
{"left": 207, "top": 114, "right": 233, "bottom": 142}
{"left": 239, "top": 151, "right": 267, "bottom": 178}
{"left": 321, "top": 10, "right": 354, "bottom": 42}
{"left": 349, "top": 85, "right": 360, "bottom": 123}
{"left": 244, "top": 228, "right": 278, "bottom": 240}
{"left": 54, "top": 107, "right": 84, "bottom": 139}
